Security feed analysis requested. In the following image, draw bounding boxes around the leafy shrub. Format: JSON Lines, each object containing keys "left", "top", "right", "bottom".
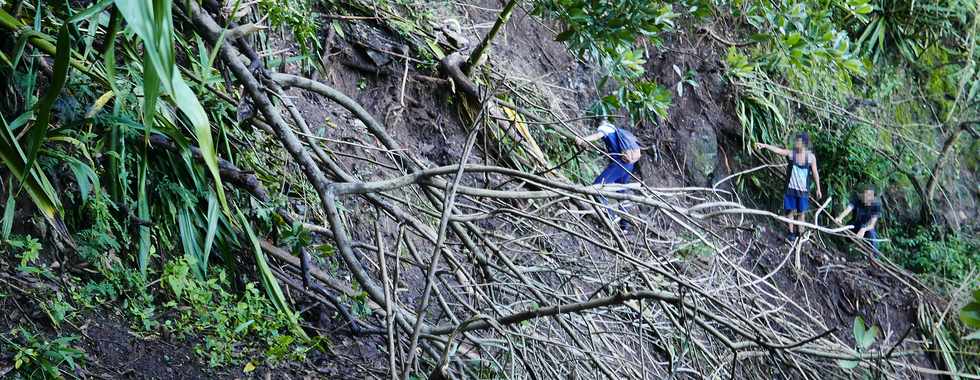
{"left": 533, "top": 0, "right": 677, "bottom": 121}
{"left": 258, "top": 0, "right": 320, "bottom": 56}
{"left": 160, "top": 258, "right": 313, "bottom": 367}
{"left": 804, "top": 124, "right": 894, "bottom": 200}
{"left": 0, "top": 329, "right": 85, "bottom": 379}
{"left": 886, "top": 226, "right": 979, "bottom": 286}
{"left": 837, "top": 316, "right": 878, "bottom": 370}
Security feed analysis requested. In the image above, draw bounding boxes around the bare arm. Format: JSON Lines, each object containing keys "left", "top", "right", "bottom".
{"left": 576, "top": 132, "right": 605, "bottom": 146}
{"left": 834, "top": 205, "right": 853, "bottom": 224}
{"left": 810, "top": 153, "right": 822, "bottom": 198}
{"left": 754, "top": 143, "right": 791, "bottom": 157}
{"left": 860, "top": 216, "right": 879, "bottom": 232}
{"left": 855, "top": 215, "right": 879, "bottom": 238}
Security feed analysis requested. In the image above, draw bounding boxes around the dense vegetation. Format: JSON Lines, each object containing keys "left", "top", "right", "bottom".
{"left": 0, "top": 0, "right": 976, "bottom": 378}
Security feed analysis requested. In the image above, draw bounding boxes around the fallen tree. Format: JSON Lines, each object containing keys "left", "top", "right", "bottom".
{"left": 0, "top": 1, "right": 969, "bottom": 378}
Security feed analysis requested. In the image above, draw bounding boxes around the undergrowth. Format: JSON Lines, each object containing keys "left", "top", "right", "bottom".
{"left": 885, "top": 226, "right": 979, "bottom": 288}
{"left": 0, "top": 329, "right": 85, "bottom": 380}
{"left": 160, "top": 258, "right": 320, "bottom": 367}
{"left": 2, "top": 230, "right": 317, "bottom": 374}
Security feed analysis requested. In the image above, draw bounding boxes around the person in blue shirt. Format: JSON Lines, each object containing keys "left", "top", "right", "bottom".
{"left": 576, "top": 120, "right": 641, "bottom": 229}
{"left": 834, "top": 185, "right": 882, "bottom": 255}
{"left": 755, "top": 133, "right": 823, "bottom": 241}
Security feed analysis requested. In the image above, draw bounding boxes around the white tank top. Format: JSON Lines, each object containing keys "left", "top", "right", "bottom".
{"left": 788, "top": 152, "right": 809, "bottom": 192}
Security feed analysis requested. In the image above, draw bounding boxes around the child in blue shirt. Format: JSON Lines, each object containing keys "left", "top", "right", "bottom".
{"left": 834, "top": 185, "right": 882, "bottom": 255}
{"left": 576, "top": 120, "right": 641, "bottom": 229}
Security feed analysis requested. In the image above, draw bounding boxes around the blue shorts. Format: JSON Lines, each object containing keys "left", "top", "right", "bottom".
{"left": 594, "top": 161, "right": 635, "bottom": 218}
{"left": 783, "top": 193, "right": 809, "bottom": 213}
{"left": 593, "top": 161, "right": 635, "bottom": 186}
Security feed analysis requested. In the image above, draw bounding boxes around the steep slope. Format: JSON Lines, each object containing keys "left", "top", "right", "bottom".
{"left": 1, "top": 0, "right": 974, "bottom": 379}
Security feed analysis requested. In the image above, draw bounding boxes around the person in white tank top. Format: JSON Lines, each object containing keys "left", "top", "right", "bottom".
{"left": 756, "top": 133, "right": 823, "bottom": 241}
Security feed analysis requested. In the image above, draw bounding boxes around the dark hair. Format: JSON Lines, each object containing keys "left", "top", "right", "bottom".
{"left": 861, "top": 183, "right": 876, "bottom": 193}
{"left": 795, "top": 132, "right": 810, "bottom": 146}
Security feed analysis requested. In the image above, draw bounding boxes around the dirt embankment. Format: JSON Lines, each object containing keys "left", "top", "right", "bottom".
{"left": 294, "top": 1, "right": 939, "bottom": 376}
{"left": 2, "top": 1, "right": 946, "bottom": 378}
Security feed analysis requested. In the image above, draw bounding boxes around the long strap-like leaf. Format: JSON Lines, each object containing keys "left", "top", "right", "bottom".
{"left": 0, "top": 113, "right": 69, "bottom": 245}
{"left": 115, "top": 0, "right": 229, "bottom": 217}
{"left": 23, "top": 25, "right": 71, "bottom": 174}
{"left": 239, "top": 211, "right": 309, "bottom": 340}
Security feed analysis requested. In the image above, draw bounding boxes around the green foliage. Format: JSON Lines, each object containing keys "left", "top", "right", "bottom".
{"left": 115, "top": 0, "right": 230, "bottom": 266}
{"left": 727, "top": 48, "right": 786, "bottom": 151}
{"left": 0, "top": 329, "right": 85, "bottom": 379}
{"left": 240, "top": 211, "right": 308, "bottom": 339}
{"left": 675, "top": 238, "right": 714, "bottom": 259}
{"left": 542, "top": 0, "right": 676, "bottom": 54}
{"left": 851, "top": 0, "right": 977, "bottom": 63}
{"left": 837, "top": 316, "right": 878, "bottom": 370}
{"left": 805, "top": 124, "right": 893, "bottom": 198}
{"left": 962, "top": 289, "right": 980, "bottom": 333}
{"left": 159, "top": 258, "right": 312, "bottom": 367}
{"left": 4, "top": 235, "right": 42, "bottom": 268}
{"left": 728, "top": 0, "right": 978, "bottom": 231}
{"left": 0, "top": 106, "right": 67, "bottom": 243}
{"left": 673, "top": 64, "right": 700, "bottom": 97}
{"left": 43, "top": 293, "right": 76, "bottom": 328}
{"left": 534, "top": 0, "right": 677, "bottom": 121}
{"left": 732, "top": 0, "right": 868, "bottom": 76}
{"left": 258, "top": 0, "right": 320, "bottom": 56}
{"left": 886, "top": 226, "right": 979, "bottom": 286}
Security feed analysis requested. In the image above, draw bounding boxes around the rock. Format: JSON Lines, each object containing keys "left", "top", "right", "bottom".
{"left": 683, "top": 118, "right": 719, "bottom": 187}
{"left": 348, "top": 22, "right": 400, "bottom": 67}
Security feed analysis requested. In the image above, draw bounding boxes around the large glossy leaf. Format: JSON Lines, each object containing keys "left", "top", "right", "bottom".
{"left": 852, "top": 316, "right": 866, "bottom": 343}
{"left": 859, "top": 325, "right": 878, "bottom": 349}
{"left": 961, "top": 291, "right": 980, "bottom": 329}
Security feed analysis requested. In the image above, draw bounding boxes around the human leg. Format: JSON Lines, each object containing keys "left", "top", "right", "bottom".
{"left": 783, "top": 193, "right": 798, "bottom": 238}
{"left": 612, "top": 163, "right": 636, "bottom": 225}
{"left": 796, "top": 194, "right": 809, "bottom": 236}
{"left": 796, "top": 212, "right": 806, "bottom": 236}
{"left": 786, "top": 211, "right": 798, "bottom": 239}
{"left": 593, "top": 162, "right": 628, "bottom": 220}
{"left": 593, "top": 162, "right": 625, "bottom": 186}
{"left": 867, "top": 229, "right": 879, "bottom": 256}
